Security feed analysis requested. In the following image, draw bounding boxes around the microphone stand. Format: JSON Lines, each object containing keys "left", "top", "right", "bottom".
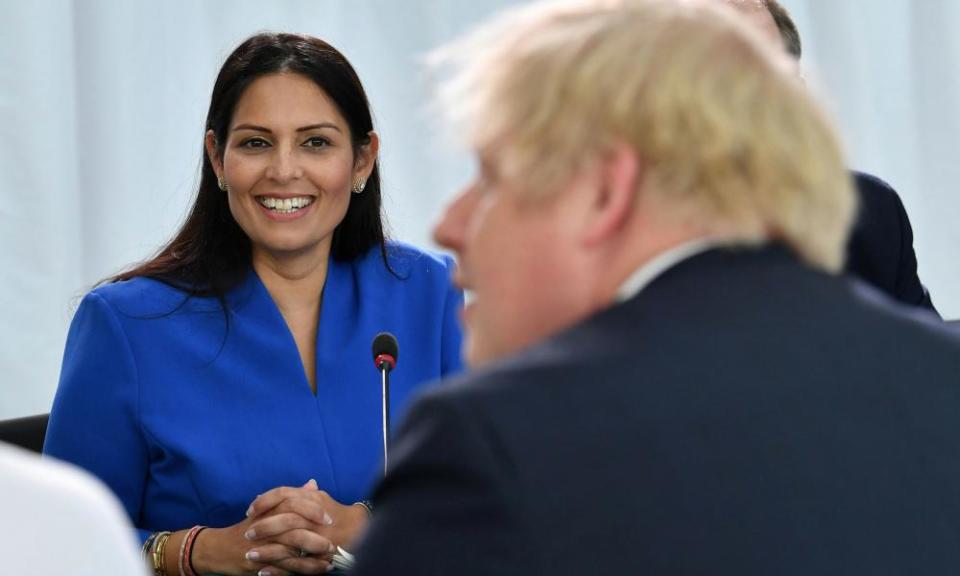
{"left": 372, "top": 331, "right": 398, "bottom": 475}
{"left": 335, "top": 335, "right": 396, "bottom": 572}
{"left": 377, "top": 358, "right": 392, "bottom": 475}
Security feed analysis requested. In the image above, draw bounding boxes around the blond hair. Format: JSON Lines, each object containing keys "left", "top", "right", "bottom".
{"left": 431, "top": 0, "right": 854, "bottom": 271}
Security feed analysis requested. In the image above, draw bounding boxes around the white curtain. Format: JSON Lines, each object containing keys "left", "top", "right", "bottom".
{"left": 2, "top": 0, "right": 958, "bottom": 418}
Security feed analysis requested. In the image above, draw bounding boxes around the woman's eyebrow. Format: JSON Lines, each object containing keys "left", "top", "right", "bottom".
{"left": 231, "top": 122, "right": 342, "bottom": 133}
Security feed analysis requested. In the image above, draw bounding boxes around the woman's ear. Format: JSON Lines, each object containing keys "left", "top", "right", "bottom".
{"left": 582, "top": 143, "right": 641, "bottom": 247}
{"left": 204, "top": 130, "right": 224, "bottom": 179}
{"left": 354, "top": 131, "right": 381, "bottom": 180}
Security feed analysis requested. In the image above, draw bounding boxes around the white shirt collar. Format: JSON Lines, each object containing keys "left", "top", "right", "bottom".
{"left": 615, "top": 238, "right": 725, "bottom": 302}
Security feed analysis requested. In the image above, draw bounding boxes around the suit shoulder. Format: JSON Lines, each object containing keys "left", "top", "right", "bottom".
{"left": 418, "top": 347, "right": 575, "bottom": 414}
{"left": 846, "top": 280, "right": 954, "bottom": 342}
{"left": 395, "top": 361, "right": 546, "bottom": 484}
{"left": 852, "top": 171, "right": 905, "bottom": 213}
{"left": 87, "top": 276, "right": 191, "bottom": 316}
{"left": 355, "top": 241, "right": 457, "bottom": 290}
{"left": 852, "top": 170, "right": 895, "bottom": 192}
{"left": 384, "top": 241, "right": 456, "bottom": 273}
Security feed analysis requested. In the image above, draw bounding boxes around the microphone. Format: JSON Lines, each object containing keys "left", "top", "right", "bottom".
{"left": 371, "top": 332, "right": 399, "bottom": 474}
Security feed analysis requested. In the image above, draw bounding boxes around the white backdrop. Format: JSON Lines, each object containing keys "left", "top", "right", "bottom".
{"left": 2, "top": 0, "right": 958, "bottom": 418}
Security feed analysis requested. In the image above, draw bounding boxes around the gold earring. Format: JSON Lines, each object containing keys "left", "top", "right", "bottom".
{"left": 352, "top": 177, "right": 367, "bottom": 194}
{"left": 218, "top": 175, "right": 228, "bottom": 192}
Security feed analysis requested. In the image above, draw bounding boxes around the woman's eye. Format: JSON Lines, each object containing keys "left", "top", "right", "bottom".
{"left": 240, "top": 137, "right": 270, "bottom": 149}
{"left": 303, "top": 136, "right": 331, "bottom": 148}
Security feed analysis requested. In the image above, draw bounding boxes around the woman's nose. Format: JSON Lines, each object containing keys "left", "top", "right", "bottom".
{"left": 265, "top": 145, "right": 304, "bottom": 183}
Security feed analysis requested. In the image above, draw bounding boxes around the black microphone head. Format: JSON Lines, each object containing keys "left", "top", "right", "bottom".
{"left": 372, "top": 332, "right": 399, "bottom": 371}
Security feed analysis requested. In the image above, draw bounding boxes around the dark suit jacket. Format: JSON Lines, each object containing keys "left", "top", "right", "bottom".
{"left": 849, "top": 171, "right": 936, "bottom": 313}
{"left": 353, "top": 245, "right": 960, "bottom": 576}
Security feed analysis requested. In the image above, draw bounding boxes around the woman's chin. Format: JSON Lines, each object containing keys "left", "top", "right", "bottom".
{"left": 252, "top": 237, "right": 330, "bottom": 261}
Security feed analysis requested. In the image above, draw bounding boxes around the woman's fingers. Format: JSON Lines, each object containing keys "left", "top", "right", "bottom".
{"left": 249, "top": 496, "right": 334, "bottom": 535}
{"left": 245, "top": 509, "right": 330, "bottom": 542}
{"left": 274, "top": 555, "right": 335, "bottom": 575}
{"left": 246, "top": 533, "right": 336, "bottom": 574}
{"left": 247, "top": 480, "right": 320, "bottom": 519}
{"left": 244, "top": 483, "right": 366, "bottom": 550}
{"left": 273, "top": 496, "right": 334, "bottom": 527}
{"left": 250, "top": 566, "right": 291, "bottom": 576}
{"left": 253, "top": 528, "right": 336, "bottom": 558}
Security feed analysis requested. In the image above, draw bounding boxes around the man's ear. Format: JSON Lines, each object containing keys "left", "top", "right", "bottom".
{"left": 582, "top": 143, "right": 641, "bottom": 247}
{"left": 204, "top": 130, "right": 224, "bottom": 178}
{"left": 354, "top": 131, "right": 381, "bottom": 180}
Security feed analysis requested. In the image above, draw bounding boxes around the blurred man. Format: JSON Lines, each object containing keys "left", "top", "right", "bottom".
{"left": 730, "top": 0, "right": 937, "bottom": 313}
{"left": 353, "top": 1, "right": 960, "bottom": 574}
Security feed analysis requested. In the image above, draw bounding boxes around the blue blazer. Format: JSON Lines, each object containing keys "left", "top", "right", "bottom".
{"left": 44, "top": 243, "right": 463, "bottom": 541}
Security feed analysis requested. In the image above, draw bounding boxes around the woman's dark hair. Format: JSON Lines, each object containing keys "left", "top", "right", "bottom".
{"left": 110, "top": 32, "right": 388, "bottom": 298}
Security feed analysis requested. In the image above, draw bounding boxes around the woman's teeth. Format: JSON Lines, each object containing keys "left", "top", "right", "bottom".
{"left": 257, "top": 196, "right": 314, "bottom": 214}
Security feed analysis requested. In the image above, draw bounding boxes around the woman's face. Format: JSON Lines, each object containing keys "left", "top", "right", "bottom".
{"left": 207, "top": 72, "right": 376, "bottom": 261}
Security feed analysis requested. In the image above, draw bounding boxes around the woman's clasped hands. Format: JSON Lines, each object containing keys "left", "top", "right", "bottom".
{"left": 192, "top": 479, "right": 370, "bottom": 575}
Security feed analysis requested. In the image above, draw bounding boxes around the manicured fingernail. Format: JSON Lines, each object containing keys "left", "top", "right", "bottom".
{"left": 245, "top": 550, "right": 260, "bottom": 561}
{"left": 245, "top": 505, "right": 254, "bottom": 517}
{"left": 307, "top": 478, "right": 318, "bottom": 488}
{"left": 244, "top": 529, "right": 256, "bottom": 540}
{"left": 258, "top": 570, "right": 272, "bottom": 576}
{"left": 323, "top": 511, "right": 333, "bottom": 525}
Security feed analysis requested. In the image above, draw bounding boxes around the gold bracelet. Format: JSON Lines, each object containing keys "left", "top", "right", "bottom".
{"left": 152, "top": 531, "right": 172, "bottom": 576}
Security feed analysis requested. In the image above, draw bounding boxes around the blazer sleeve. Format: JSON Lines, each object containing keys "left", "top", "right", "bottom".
{"left": 889, "top": 192, "right": 938, "bottom": 315}
{"left": 43, "top": 292, "right": 150, "bottom": 541}
{"left": 351, "top": 391, "right": 529, "bottom": 576}
{"left": 849, "top": 172, "right": 938, "bottom": 316}
{"left": 439, "top": 255, "right": 465, "bottom": 377}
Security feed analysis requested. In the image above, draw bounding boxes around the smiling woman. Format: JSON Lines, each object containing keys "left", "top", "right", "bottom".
{"left": 42, "top": 33, "right": 463, "bottom": 576}
{"left": 212, "top": 73, "right": 366, "bottom": 265}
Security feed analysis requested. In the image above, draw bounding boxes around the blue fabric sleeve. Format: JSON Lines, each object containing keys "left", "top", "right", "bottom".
{"left": 439, "top": 255, "right": 465, "bottom": 376}
{"left": 43, "top": 292, "right": 150, "bottom": 543}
